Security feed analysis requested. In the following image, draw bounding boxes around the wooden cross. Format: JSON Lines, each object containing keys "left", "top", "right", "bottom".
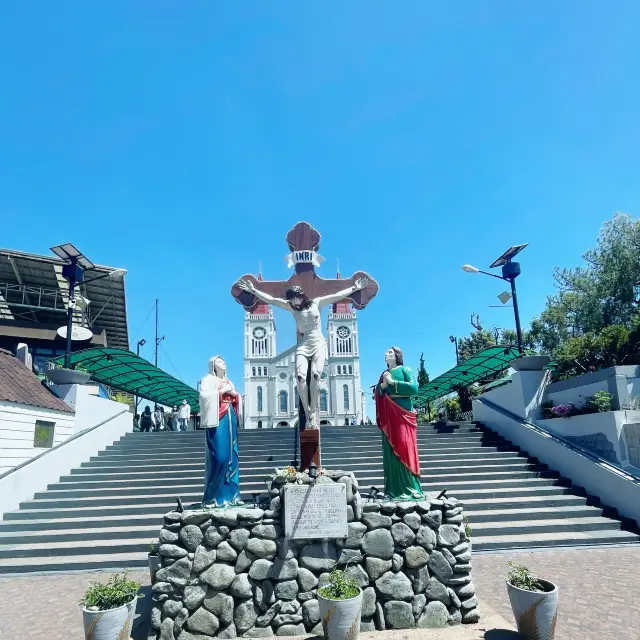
{"left": 231, "top": 221, "right": 379, "bottom": 471}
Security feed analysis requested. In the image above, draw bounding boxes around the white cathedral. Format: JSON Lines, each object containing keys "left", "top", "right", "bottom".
{"left": 243, "top": 277, "right": 366, "bottom": 429}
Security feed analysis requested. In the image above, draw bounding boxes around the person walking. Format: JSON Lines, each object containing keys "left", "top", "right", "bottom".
{"left": 169, "top": 406, "right": 179, "bottom": 432}
{"left": 133, "top": 413, "right": 140, "bottom": 432}
{"left": 140, "top": 406, "right": 153, "bottom": 432}
{"left": 153, "top": 405, "right": 164, "bottom": 432}
{"left": 178, "top": 399, "right": 190, "bottom": 432}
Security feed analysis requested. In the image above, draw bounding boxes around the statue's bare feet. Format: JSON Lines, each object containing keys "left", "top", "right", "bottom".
{"left": 308, "top": 413, "right": 319, "bottom": 429}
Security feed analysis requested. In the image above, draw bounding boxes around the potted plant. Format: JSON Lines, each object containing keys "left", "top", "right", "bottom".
{"left": 148, "top": 542, "right": 161, "bottom": 582}
{"left": 506, "top": 562, "right": 558, "bottom": 640}
{"left": 317, "top": 569, "right": 363, "bottom": 640}
{"left": 510, "top": 354, "right": 551, "bottom": 371}
{"left": 81, "top": 572, "right": 142, "bottom": 640}
{"left": 45, "top": 365, "right": 91, "bottom": 386}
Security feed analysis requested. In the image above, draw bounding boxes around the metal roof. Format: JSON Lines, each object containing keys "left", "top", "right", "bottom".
{"left": 49, "top": 348, "right": 199, "bottom": 411}
{"left": 414, "top": 345, "right": 519, "bottom": 406}
{"left": 0, "top": 249, "right": 129, "bottom": 350}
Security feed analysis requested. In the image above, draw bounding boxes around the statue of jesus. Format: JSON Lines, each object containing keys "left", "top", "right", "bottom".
{"left": 238, "top": 276, "right": 369, "bottom": 429}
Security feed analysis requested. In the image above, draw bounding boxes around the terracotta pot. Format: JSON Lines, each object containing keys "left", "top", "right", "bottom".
{"left": 506, "top": 579, "right": 558, "bottom": 639}
{"left": 82, "top": 597, "right": 137, "bottom": 640}
{"left": 318, "top": 589, "right": 362, "bottom": 640}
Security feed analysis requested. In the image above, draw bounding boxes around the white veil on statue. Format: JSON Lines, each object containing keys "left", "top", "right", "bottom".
{"left": 199, "top": 355, "right": 222, "bottom": 428}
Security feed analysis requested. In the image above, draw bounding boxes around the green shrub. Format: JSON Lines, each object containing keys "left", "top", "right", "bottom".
{"left": 82, "top": 572, "right": 143, "bottom": 611}
{"left": 506, "top": 562, "right": 542, "bottom": 592}
{"left": 318, "top": 569, "right": 360, "bottom": 601}
{"left": 585, "top": 390, "right": 614, "bottom": 413}
{"left": 148, "top": 542, "right": 158, "bottom": 556}
{"left": 463, "top": 516, "right": 472, "bottom": 539}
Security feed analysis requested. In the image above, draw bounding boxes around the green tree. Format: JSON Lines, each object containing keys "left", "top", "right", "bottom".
{"left": 417, "top": 353, "right": 430, "bottom": 388}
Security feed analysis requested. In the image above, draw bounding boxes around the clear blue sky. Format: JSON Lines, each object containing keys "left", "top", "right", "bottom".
{"left": 2, "top": 2, "right": 639, "bottom": 416}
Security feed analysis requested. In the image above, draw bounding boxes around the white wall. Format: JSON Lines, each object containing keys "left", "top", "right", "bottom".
{"left": 474, "top": 398, "right": 640, "bottom": 527}
{"left": 547, "top": 380, "right": 609, "bottom": 408}
{"left": 0, "top": 402, "right": 75, "bottom": 474}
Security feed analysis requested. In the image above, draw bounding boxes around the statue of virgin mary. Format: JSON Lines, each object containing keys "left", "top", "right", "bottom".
{"left": 200, "top": 355, "right": 242, "bottom": 507}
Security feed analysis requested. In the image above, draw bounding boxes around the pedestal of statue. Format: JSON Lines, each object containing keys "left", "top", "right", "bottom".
{"left": 299, "top": 428, "right": 320, "bottom": 472}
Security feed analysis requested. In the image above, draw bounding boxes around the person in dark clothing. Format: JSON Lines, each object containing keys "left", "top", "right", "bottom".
{"left": 140, "top": 406, "right": 153, "bottom": 432}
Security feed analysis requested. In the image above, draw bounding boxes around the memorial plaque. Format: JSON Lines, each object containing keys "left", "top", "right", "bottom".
{"left": 283, "top": 483, "right": 348, "bottom": 540}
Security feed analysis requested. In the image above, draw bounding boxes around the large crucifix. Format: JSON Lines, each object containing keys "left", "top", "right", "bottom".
{"left": 231, "top": 221, "right": 379, "bottom": 470}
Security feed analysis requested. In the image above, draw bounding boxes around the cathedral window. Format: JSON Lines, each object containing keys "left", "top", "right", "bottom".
{"left": 264, "top": 367, "right": 268, "bottom": 376}
{"left": 343, "top": 384, "right": 349, "bottom": 411}
{"left": 252, "top": 367, "right": 256, "bottom": 376}
{"left": 337, "top": 365, "right": 342, "bottom": 375}
{"left": 279, "top": 390, "right": 288, "bottom": 413}
{"left": 348, "top": 365, "right": 353, "bottom": 375}
{"left": 320, "top": 389, "right": 328, "bottom": 412}
{"left": 257, "top": 386, "right": 263, "bottom": 412}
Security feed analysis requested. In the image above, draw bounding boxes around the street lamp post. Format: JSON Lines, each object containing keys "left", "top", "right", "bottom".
{"left": 135, "top": 338, "right": 146, "bottom": 412}
{"left": 449, "top": 335, "right": 459, "bottom": 364}
{"left": 462, "top": 243, "right": 528, "bottom": 355}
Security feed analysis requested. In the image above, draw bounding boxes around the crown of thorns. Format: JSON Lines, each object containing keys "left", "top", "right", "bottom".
{"left": 285, "top": 286, "right": 305, "bottom": 299}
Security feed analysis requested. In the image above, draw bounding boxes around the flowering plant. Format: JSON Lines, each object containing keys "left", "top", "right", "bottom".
{"left": 275, "top": 466, "right": 298, "bottom": 481}
{"left": 551, "top": 403, "right": 574, "bottom": 417}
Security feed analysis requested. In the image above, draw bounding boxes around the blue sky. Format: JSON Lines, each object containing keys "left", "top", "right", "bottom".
{"left": 2, "top": 2, "right": 640, "bottom": 416}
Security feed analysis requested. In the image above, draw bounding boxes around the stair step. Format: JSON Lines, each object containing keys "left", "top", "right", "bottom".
{"left": 464, "top": 504, "right": 602, "bottom": 521}
{"left": 0, "top": 552, "right": 147, "bottom": 574}
{"left": 471, "top": 516, "right": 622, "bottom": 536}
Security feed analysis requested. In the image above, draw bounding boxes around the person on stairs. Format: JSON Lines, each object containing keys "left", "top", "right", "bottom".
{"left": 140, "top": 406, "right": 153, "bottom": 432}
{"left": 153, "top": 405, "right": 164, "bottom": 432}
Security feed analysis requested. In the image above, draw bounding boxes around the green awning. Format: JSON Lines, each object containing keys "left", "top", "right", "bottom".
{"left": 415, "top": 345, "right": 520, "bottom": 406}
{"left": 49, "top": 348, "right": 199, "bottom": 411}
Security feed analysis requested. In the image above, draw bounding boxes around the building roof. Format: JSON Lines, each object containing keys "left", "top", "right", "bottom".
{"left": 0, "top": 248, "right": 129, "bottom": 350}
{"left": 253, "top": 273, "right": 271, "bottom": 315}
{"left": 0, "top": 349, "right": 73, "bottom": 412}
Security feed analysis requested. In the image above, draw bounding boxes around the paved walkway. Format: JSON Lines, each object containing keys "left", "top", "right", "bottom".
{"left": 0, "top": 546, "right": 638, "bottom": 639}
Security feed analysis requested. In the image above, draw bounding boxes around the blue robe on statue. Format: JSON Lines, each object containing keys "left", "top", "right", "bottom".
{"left": 203, "top": 396, "right": 241, "bottom": 507}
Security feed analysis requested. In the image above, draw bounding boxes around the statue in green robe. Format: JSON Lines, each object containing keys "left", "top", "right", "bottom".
{"left": 375, "top": 347, "right": 424, "bottom": 500}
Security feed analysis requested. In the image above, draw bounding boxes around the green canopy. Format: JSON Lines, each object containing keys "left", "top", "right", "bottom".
{"left": 414, "top": 345, "right": 519, "bottom": 406}
{"left": 49, "top": 348, "right": 199, "bottom": 411}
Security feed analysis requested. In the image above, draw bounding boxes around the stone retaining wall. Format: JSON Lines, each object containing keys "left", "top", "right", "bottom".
{"left": 150, "top": 471, "right": 478, "bottom": 639}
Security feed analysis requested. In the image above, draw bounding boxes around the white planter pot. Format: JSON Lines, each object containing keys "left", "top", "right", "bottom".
{"left": 149, "top": 554, "right": 162, "bottom": 582}
{"left": 82, "top": 597, "right": 137, "bottom": 640}
{"left": 318, "top": 589, "right": 362, "bottom": 640}
{"left": 506, "top": 579, "right": 558, "bottom": 640}
{"left": 46, "top": 368, "right": 91, "bottom": 385}
{"left": 510, "top": 355, "right": 551, "bottom": 371}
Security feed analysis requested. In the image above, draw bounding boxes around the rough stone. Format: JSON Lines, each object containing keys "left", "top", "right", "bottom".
{"left": 447, "top": 575, "right": 472, "bottom": 585}
{"left": 270, "top": 496, "right": 281, "bottom": 512}
{"left": 375, "top": 602, "right": 386, "bottom": 631}
{"left": 353, "top": 491, "right": 363, "bottom": 520}
{"left": 275, "top": 623, "right": 306, "bottom": 636}
{"left": 362, "top": 529, "right": 394, "bottom": 560}
{"left": 236, "top": 507, "right": 264, "bottom": 523}
{"left": 251, "top": 524, "right": 279, "bottom": 540}
{"left": 455, "top": 582, "right": 476, "bottom": 598}
{"left": 152, "top": 593, "right": 169, "bottom": 602}
{"left": 272, "top": 613, "right": 303, "bottom": 626}
{"left": 425, "top": 577, "right": 451, "bottom": 605}
{"left": 391, "top": 523, "right": 416, "bottom": 548}
{"left": 182, "top": 511, "right": 213, "bottom": 526}
{"left": 244, "top": 626, "right": 275, "bottom": 637}
{"left": 274, "top": 580, "right": 299, "bottom": 601}
{"left": 376, "top": 571, "right": 414, "bottom": 601}
{"left": 360, "top": 619, "right": 376, "bottom": 632}
{"left": 380, "top": 502, "right": 396, "bottom": 514}
{"left": 152, "top": 581, "right": 174, "bottom": 595}
{"left": 462, "top": 608, "right": 480, "bottom": 624}
{"left": 345, "top": 564, "right": 370, "bottom": 588}
{"left": 362, "top": 502, "right": 381, "bottom": 512}
{"left": 246, "top": 537, "right": 277, "bottom": 560}
{"left": 362, "top": 586, "right": 376, "bottom": 618}
{"left": 403, "top": 513, "right": 422, "bottom": 531}
{"left": 415, "top": 526, "right": 437, "bottom": 553}
{"left": 447, "top": 588, "right": 461, "bottom": 609}
{"left": 180, "top": 525, "right": 204, "bottom": 552}
{"left": 362, "top": 512, "right": 392, "bottom": 529}
{"left": 279, "top": 601, "right": 300, "bottom": 614}
{"left": 164, "top": 511, "right": 182, "bottom": 523}
{"left": 231, "top": 573, "right": 253, "bottom": 599}
{"left": 392, "top": 553, "right": 404, "bottom": 572}
{"left": 211, "top": 510, "right": 239, "bottom": 526}
{"left": 345, "top": 522, "right": 368, "bottom": 549}
{"left": 228, "top": 528, "right": 251, "bottom": 551}
{"left": 445, "top": 514, "right": 464, "bottom": 525}
{"left": 216, "top": 541, "right": 238, "bottom": 563}
{"left": 165, "top": 522, "right": 181, "bottom": 532}
{"left": 453, "top": 563, "right": 472, "bottom": 574}
{"left": 438, "top": 524, "right": 461, "bottom": 547}
{"left": 384, "top": 601, "right": 414, "bottom": 629}
{"left": 193, "top": 546, "right": 217, "bottom": 573}
{"left": 174, "top": 608, "right": 189, "bottom": 635}
{"left": 159, "top": 617, "right": 174, "bottom": 640}
{"left": 219, "top": 623, "right": 237, "bottom": 639}
{"left": 446, "top": 506, "right": 463, "bottom": 517}
{"left": 159, "top": 543, "right": 188, "bottom": 559}
{"left": 200, "top": 563, "right": 236, "bottom": 590}
{"left": 405, "top": 546, "right": 429, "bottom": 569}
{"left": 162, "top": 599, "right": 183, "bottom": 618}
{"left": 442, "top": 548, "right": 457, "bottom": 566}
{"left": 151, "top": 604, "right": 162, "bottom": 630}
{"left": 156, "top": 557, "right": 192, "bottom": 586}
{"left": 449, "top": 609, "right": 462, "bottom": 625}
{"left": 235, "top": 600, "right": 260, "bottom": 634}
{"left": 302, "top": 599, "right": 320, "bottom": 627}
{"left": 391, "top": 515, "right": 401, "bottom": 523}
{"left": 270, "top": 558, "right": 298, "bottom": 580}
{"left": 298, "top": 591, "right": 316, "bottom": 603}
{"left": 203, "top": 592, "right": 234, "bottom": 625}
{"left": 417, "top": 600, "right": 449, "bottom": 628}
{"left": 406, "top": 566, "right": 430, "bottom": 594}
{"left": 422, "top": 511, "right": 443, "bottom": 529}
{"left": 300, "top": 541, "right": 339, "bottom": 571}
{"left": 346, "top": 505, "right": 355, "bottom": 522}
{"left": 338, "top": 548, "right": 364, "bottom": 566}
{"left": 365, "top": 557, "right": 392, "bottom": 581}
{"left": 235, "top": 550, "right": 256, "bottom": 574}
{"left": 460, "top": 596, "right": 478, "bottom": 610}
{"left": 183, "top": 585, "right": 207, "bottom": 611}
{"left": 254, "top": 580, "right": 276, "bottom": 612}
{"left": 428, "top": 550, "right": 454, "bottom": 582}
{"left": 456, "top": 551, "right": 472, "bottom": 563}
{"left": 412, "top": 594, "right": 426, "bottom": 618}
{"left": 396, "top": 501, "right": 417, "bottom": 515}
{"left": 186, "top": 607, "right": 220, "bottom": 635}
{"left": 159, "top": 529, "right": 179, "bottom": 544}
{"left": 204, "top": 527, "right": 225, "bottom": 548}
{"left": 297, "top": 568, "right": 318, "bottom": 592}
{"left": 255, "top": 602, "right": 281, "bottom": 627}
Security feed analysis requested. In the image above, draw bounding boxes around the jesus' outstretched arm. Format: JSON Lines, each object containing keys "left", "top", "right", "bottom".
{"left": 315, "top": 276, "right": 370, "bottom": 309}
{"left": 238, "top": 279, "right": 290, "bottom": 310}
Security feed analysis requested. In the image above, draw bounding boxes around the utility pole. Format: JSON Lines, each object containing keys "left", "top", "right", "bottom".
{"left": 155, "top": 298, "right": 159, "bottom": 367}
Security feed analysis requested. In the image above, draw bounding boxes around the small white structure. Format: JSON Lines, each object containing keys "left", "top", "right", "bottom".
{"left": 0, "top": 348, "right": 75, "bottom": 474}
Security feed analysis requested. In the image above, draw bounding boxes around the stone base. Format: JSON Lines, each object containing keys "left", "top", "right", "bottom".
{"left": 150, "top": 472, "right": 477, "bottom": 638}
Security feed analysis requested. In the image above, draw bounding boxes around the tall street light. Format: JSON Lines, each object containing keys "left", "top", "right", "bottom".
{"left": 449, "top": 335, "right": 459, "bottom": 365}
{"left": 462, "top": 243, "right": 528, "bottom": 354}
{"left": 135, "top": 338, "right": 146, "bottom": 412}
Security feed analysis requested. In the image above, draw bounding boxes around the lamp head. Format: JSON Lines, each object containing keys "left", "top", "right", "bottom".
{"left": 138, "top": 338, "right": 146, "bottom": 347}
{"left": 462, "top": 264, "right": 480, "bottom": 273}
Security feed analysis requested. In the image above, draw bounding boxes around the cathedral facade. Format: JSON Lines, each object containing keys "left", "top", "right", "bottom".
{"left": 242, "top": 284, "right": 365, "bottom": 429}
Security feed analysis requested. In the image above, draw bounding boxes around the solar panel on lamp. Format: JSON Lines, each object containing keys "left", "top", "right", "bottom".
{"left": 489, "top": 243, "right": 528, "bottom": 269}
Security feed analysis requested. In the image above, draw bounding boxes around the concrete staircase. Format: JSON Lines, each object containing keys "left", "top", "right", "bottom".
{"left": 0, "top": 422, "right": 637, "bottom": 573}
